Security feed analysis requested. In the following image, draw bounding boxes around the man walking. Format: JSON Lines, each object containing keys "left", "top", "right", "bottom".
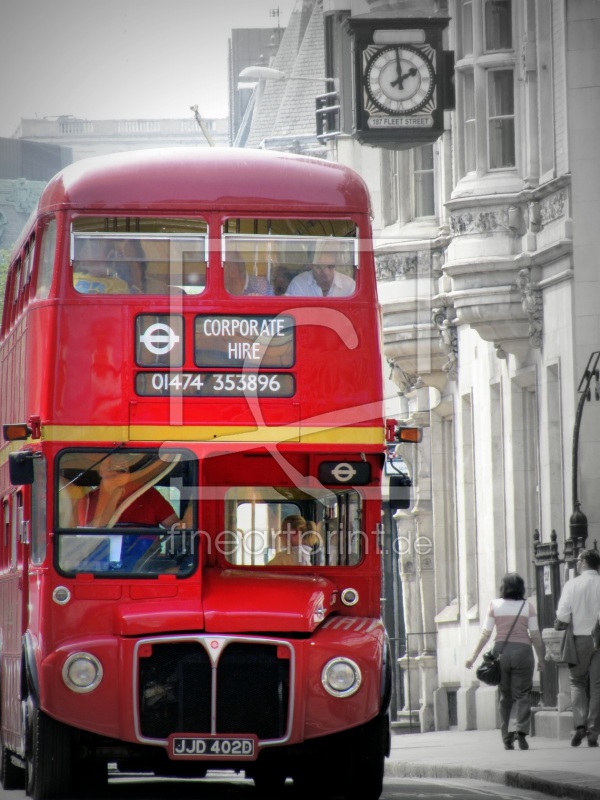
{"left": 556, "top": 549, "right": 600, "bottom": 747}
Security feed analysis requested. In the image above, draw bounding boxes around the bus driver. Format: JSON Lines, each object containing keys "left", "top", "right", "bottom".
{"left": 77, "top": 455, "right": 179, "bottom": 529}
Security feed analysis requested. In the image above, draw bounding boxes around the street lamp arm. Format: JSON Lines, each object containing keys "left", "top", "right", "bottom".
{"left": 239, "top": 66, "right": 336, "bottom": 89}
{"left": 239, "top": 66, "right": 286, "bottom": 82}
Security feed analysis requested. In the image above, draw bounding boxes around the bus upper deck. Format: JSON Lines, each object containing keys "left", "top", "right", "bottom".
{"left": 1, "top": 147, "right": 382, "bottom": 447}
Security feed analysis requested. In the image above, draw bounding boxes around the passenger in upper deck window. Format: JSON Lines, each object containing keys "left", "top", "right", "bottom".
{"left": 285, "top": 240, "right": 356, "bottom": 298}
{"left": 224, "top": 252, "right": 273, "bottom": 296}
{"left": 73, "top": 238, "right": 144, "bottom": 295}
{"left": 271, "top": 265, "right": 294, "bottom": 296}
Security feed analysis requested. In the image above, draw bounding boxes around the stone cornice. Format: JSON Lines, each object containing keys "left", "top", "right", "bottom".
{"left": 446, "top": 182, "right": 569, "bottom": 239}
{"left": 446, "top": 173, "right": 570, "bottom": 211}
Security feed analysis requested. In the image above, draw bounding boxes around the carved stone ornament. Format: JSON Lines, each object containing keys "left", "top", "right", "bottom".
{"left": 387, "top": 359, "right": 420, "bottom": 395}
{"left": 375, "top": 249, "right": 442, "bottom": 282}
{"left": 431, "top": 306, "right": 458, "bottom": 380}
{"left": 448, "top": 206, "right": 512, "bottom": 236}
{"left": 540, "top": 190, "right": 566, "bottom": 226}
{"left": 494, "top": 343, "right": 507, "bottom": 360}
{"left": 515, "top": 268, "right": 543, "bottom": 349}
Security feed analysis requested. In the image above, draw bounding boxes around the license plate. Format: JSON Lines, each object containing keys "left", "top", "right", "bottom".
{"left": 169, "top": 735, "right": 256, "bottom": 759}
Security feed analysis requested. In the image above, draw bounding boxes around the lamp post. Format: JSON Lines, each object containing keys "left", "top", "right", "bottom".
{"left": 570, "top": 350, "right": 600, "bottom": 551}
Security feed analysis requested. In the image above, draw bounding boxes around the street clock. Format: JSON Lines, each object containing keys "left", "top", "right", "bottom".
{"left": 346, "top": 16, "right": 453, "bottom": 149}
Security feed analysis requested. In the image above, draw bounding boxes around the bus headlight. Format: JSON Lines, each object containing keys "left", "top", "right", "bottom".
{"left": 62, "top": 653, "right": 103, "bottom": 693}
{"left": 321, "top": 657, "right": 361, "bottom": 697}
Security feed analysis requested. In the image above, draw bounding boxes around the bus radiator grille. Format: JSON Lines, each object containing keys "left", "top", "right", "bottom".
{"left": 138, "top": 640, "right": 290, "bottom": 741}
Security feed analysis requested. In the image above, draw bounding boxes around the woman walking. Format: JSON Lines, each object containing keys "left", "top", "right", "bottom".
{"left": 465, "top": 573, "right": 545, "bottom": 750}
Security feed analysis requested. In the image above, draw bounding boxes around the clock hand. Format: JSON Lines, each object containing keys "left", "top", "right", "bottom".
{"left": 390, "top": 64, "right": 418, "bottom": 91}
{"left": 391, "top": 48, "right": 403, "bottom": 89}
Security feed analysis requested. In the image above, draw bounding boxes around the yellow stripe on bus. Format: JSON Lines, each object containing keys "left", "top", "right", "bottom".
{"left": 41, "top": 424, "right": 384, "bottom": 445}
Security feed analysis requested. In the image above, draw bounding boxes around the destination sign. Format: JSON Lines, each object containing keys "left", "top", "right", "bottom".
{"left": 136, "top": 371, "right": 295, "bottom": 398}
{"left": 195, "top": 314, "right": 295, "bottom": 368}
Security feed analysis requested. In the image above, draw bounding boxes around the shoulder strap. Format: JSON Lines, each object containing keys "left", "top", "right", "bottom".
{"left": 499, "top": 600, "right": 527, "bottom": 652}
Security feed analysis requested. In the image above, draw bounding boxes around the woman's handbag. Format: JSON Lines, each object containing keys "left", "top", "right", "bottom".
{"left": 476, "top": 650, "right": 501, "bottom": 685}
{"left": 476, "top": 600, "right": 526, "bottom": 686}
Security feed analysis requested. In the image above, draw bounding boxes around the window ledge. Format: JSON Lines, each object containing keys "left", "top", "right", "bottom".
{"left": 451, "top": 171, "right": 526, "bottom": 201}
{"left": 434, "top": 599, "right": 459, "bottom": 624}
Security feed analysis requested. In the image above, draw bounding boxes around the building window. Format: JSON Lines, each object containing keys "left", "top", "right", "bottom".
{"left": 413, "top": 145, "right": 435, "bottom": 218}
{"left": 488, "top": 69, "right": 515, "bottom": 169}
{"left": 382, "top": 150, "right": 400, "bottom": 227}
{"left": 461, "top": 0, "right": 473, "bottom": 56}
{"left": 381, "top": 146, "right": 438, "bottom": 228}
{"left": 455, "top": 0, "right": 517, "bottom": 180}
{"left": 463, "top": 71, "right": 476, "bottom": 174}
{"left": 484, "top": 0, "right": 512, "bottom": 51}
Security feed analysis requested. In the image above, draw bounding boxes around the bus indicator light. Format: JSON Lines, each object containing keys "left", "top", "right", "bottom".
{"left": 385, "top": 419, "right": 423, "bottom": 443}
{"left": 3, "top": 423, "right": 32, "bottom": 441}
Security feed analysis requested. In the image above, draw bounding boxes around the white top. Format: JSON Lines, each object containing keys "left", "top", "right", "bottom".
{"left": 285, "top": 269, "right": 355, "bottom": 297}
{"left": 483, "top": 598, "right": 538, "bottom": 645}
{"left": 556, "top": 569, "right": 600, "bottom": 635}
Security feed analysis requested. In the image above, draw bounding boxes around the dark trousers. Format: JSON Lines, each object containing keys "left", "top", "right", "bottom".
{"left": 569, "top": 635, "right": 600, "bottom": 735}
{"left": 494, "top": 642, "right": 534, "bottom": 741}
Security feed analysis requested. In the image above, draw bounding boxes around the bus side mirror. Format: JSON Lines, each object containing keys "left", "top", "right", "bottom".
{"left": 389, "top": 473, "right": 412, "bottom": 511}
{"left": 8, "top": 452, "right": 35, "bottom": 485}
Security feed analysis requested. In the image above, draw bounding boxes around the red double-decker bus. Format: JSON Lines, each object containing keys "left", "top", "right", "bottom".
{"left": 0, "top": 148, "right": 389, "bottom": 799}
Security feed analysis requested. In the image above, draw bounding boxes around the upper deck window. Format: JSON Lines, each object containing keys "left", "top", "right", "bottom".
{"left": 222, "top": 218, "right": 358, "bottom": 298}
{"left": 71, "top": 217, "right": 208, "bottom": 296}
{"left": 36, "top": 218, "right": 57, "bottom": 299}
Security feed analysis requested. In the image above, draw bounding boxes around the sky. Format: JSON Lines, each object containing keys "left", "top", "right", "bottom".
{"left": 0, "top": 0, "right": 297, "bottom": 138}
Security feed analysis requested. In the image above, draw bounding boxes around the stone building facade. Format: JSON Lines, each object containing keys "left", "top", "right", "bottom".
{"left": 241, "top": 0, "right": 600, "bottom": 737}
{"left": 14, "top": 116, "right": 228, "bottom": 163}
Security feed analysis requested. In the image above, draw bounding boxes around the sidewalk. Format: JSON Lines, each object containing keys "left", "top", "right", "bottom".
{"left": 386, "top": 729, "right": 600, "bottom": 799}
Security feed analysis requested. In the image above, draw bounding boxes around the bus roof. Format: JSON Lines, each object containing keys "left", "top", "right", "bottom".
{"left": 38, "top": 147, "right": 372, "bottom": 216}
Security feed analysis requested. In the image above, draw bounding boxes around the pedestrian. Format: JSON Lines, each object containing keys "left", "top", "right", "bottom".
{"left": 465, "top": 573, "right": 545, "bottom": 750}
{"left": 555, "top": 548, "right": 600, "bottom": 747}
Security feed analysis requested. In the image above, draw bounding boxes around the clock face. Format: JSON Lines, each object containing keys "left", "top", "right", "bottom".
{"left": 365, "top": 44, "right": 436, "bottom": 115}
